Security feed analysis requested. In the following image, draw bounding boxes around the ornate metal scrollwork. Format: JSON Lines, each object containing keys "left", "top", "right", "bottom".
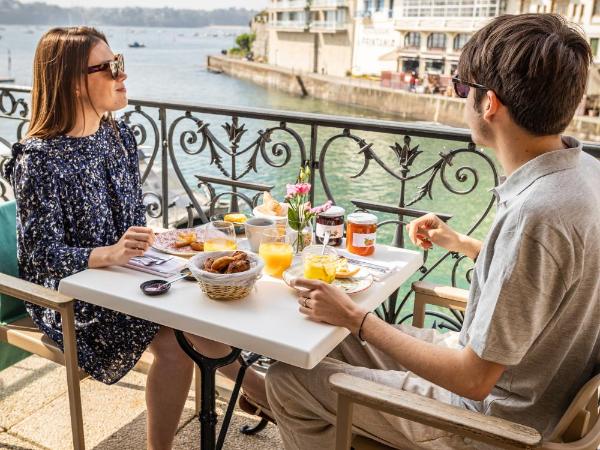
{"left": 319, "top": 129, "right": 498, "bottom": 330}
{"left": 0, "top": 85, "right": 508, "bottom": 331}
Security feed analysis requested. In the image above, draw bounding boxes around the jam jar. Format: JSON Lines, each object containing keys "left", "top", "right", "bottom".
{"left": 346, "top": 212, "right": 377, "bottom": 256}
{"left": 315, "top": 206, "right": 345, "bottom": 247}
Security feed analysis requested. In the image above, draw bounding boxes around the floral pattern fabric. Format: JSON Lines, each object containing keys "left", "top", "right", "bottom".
{"left": 3, "top": 120, "right": 160, "bottom": 384}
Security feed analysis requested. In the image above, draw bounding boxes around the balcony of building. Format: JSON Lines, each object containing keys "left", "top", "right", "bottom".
{"left": 268, "top": 0, "right": 307, "bottom": 12}
{"left": 309, "top": 20, "right": 349, "bottom": 32}
{"left": 270, "top": 19, "right": 308, "bottom": 30}
{"left": 310, "top": 0, "right": 349, "bottom": 9}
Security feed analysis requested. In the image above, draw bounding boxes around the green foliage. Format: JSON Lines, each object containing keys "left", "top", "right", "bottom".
{"left": 235, "top": 33, "right": 256, "bottom": 53}
{"left": 0, "top": 0, "right": 256, "bottom": 27}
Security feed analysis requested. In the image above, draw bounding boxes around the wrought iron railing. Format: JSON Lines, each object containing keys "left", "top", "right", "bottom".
{"left": 2, "top": 84, "right": 599, "bottom": 330}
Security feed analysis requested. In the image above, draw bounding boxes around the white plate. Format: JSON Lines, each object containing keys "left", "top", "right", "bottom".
{"left": 152, "top": 228, "right": 203, "bottom": 257}
{"left": 282, "top": 265, "right": 374, "bottom": 295}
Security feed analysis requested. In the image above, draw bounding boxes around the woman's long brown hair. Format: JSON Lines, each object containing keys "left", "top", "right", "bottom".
{"left": 26, "top": 26, "right": 108, "bottom": 140}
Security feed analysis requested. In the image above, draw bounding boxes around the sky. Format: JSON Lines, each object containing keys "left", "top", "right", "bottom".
{"left": 18, "top": 0, "right": 269, "bottom": 9}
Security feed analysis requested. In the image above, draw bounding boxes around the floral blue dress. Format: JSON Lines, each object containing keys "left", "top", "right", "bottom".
{"left": 3, "top": 119, "right": 160, "bottom": 385}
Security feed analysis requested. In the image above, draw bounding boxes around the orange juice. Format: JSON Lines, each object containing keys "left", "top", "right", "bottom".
{"left": 204, "top": 238, "right": 237, "bottom": 252}
{"left": 259, "top": 242, "right": 293, "bottom": 277}
{"left": 303, "top": 254, "right": 337, "bottom": 283}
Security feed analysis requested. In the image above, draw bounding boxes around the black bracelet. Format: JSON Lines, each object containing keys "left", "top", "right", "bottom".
{"left": 358, "top": 311, "right": 372, "bottom": 342}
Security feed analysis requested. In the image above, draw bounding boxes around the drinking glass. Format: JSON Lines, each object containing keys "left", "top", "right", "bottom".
{"left": 204, "top": 220, "right": 237, "bottom": 251}
{"left": 302, "top": 245, "right": 338, "bottom": 284}
{"left": 259, "top": 228, "right": 293, "bottom": 278}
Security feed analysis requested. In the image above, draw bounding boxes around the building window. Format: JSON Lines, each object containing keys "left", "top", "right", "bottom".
{"left": 591, "top": 38, "right": 599, "bottom": 57}
{"left": 404, "top": 32, "right": 421, "bottom": 48}
{"left": 427, "top": 33, "right": 447, "bottom": 49}
{"left": 376, "top": 0, "right": 384, "bottom": 11}
{"left": 453, "top": 33, "right": 470, "bottom": 50}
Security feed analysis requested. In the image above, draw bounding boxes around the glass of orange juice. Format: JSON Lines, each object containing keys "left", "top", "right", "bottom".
{"left": 204, "top": 221, "right": 237, "bottom": 251}
{"left": 302, "top": 245, "right": 338, "bottom": 284}
{"left": 259, "top": 229, "right": 293, "bottom": 278}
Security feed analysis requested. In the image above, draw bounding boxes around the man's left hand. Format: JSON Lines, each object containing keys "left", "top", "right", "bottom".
{"left": 291, "top": 278, "right": 367, "bottom": 334}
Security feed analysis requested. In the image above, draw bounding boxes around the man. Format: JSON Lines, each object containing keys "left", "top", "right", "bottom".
{"left": 264, "top": 13, "right": 600, "bottom": 450}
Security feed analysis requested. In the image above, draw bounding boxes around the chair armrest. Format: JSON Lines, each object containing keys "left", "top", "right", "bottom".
{"left": 411, "top": 281, "right": 469, "bottom": 328}
{"left": 0, "top": 273, "right": 74, "bottom": 311}
{"left": 329, "top": 373, "right": 542, "bottom": 449}
{"left": 412, "top": 280, "right": 469, "bottom": 305}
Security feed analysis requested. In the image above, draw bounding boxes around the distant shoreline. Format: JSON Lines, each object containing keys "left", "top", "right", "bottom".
{"left": 0, "top": 0, "right": 257, "bottom": 28}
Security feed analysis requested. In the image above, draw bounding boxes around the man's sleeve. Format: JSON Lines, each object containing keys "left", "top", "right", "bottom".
{"left": 467, "top": 224, "right": 574, "bottom": 366}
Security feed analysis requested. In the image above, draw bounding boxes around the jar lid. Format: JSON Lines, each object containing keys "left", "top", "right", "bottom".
{"left": 318, "top": 206, "right": 345, "bottom": 218}
{"left": 347, "top": 212, "right": 377, "bottom": 225}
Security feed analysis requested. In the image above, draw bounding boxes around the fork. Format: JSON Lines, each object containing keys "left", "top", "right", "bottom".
{"left": 132, "top": 255, "right": 171, "bottom": 266}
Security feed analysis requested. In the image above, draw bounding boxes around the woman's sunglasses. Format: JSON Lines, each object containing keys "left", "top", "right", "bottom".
{"left": 452, "top": 76, "right": 491, "bottom": 98}
{"left": 87, "top": 54, "right": 125, "bottom": 80}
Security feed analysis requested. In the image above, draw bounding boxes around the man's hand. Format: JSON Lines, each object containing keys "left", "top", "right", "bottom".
{"left": 291, "top": 278, "right": 367, "bottom": 334}
{"left": 407, "top": 213, "right": 461, "bottom": 251}
{"left": 407, "top": 213, "right": 481, "bottom": 260}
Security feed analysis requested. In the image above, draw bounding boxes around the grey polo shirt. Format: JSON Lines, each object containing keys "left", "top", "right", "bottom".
{"left": 453, "top": 136, "right": 600, "bottom": 438}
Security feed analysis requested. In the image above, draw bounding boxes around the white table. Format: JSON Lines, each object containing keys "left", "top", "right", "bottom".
{"left": 59, "top": 244, "right": 422, "bottom": 449}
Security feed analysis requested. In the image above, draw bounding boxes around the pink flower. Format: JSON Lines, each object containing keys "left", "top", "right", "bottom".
{"left": 296, "top": 183, "right": 311, "bottom": 195}
{"left": 286, "top": 183, "right": 311, "bottom": 198}
{"left": 309, "top": 200, "right": 333, "bottom": 214}
{"left": 286, "top": 184, "right": 299, "bottom": 197}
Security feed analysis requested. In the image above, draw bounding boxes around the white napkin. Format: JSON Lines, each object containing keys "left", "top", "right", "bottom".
{"left": 124, "top": 248, "right": 188, "bottom": 278}
{"left": 337, "top": 249, "right": 402, "bottom": 281}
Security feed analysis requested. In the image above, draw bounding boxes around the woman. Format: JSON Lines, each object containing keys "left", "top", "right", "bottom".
{"left": 2, "top": 27, "right": 269, "bottom": 450}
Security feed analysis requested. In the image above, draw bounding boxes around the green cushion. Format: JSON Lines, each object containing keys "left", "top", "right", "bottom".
{"left": 0, "top": 200, "right": 30, "bottom": 370}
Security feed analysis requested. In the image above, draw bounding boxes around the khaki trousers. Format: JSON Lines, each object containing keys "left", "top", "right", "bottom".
{"left": 265, "top": 324, "right": 480, "bottom": 450}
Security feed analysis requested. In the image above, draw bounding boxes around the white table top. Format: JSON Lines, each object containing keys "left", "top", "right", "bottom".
{"left": 59, "top": 245, "right": 422, "bottom": 369}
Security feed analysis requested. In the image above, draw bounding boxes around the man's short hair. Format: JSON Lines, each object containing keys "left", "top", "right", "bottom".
{"left": 458, "top": 14, "right": 592, "bottom": 136}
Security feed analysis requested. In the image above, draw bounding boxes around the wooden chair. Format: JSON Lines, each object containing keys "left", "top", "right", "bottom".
{"left": 0, "top": 202, "right": 200, "bottom": 450}
{"left": 330, "top": 281, "right": 600, "bottom": 450}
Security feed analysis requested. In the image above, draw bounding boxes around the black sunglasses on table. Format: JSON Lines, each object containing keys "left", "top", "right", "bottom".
{"left": 451, "top": 76, "right": 492, "bottom": 99}
{"left": 87, "top": 54, "right": 124, "bottom": 80}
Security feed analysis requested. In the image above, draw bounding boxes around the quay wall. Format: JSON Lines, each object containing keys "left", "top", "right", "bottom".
{"left": 207, "top": 55, "right": 600, "bottom": 142}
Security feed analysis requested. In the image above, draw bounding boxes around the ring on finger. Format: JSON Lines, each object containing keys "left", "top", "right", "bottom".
{"left": 303, "top": 297, "right": 310, "bottom": 308}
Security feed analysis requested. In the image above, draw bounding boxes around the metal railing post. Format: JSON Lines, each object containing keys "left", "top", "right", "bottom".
{"left": 159, "top": 107, "right": 169, "bottom": 229}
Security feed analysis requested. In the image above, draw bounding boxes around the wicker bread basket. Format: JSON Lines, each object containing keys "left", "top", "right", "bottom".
{"left": 188, "top": 251, "right": 263, "bottom": 301}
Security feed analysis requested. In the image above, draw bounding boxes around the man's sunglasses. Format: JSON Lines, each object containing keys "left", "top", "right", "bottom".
{"left": 452, "top": 76, "right": 491, "bottom": 98}
{"left": 87, "top": 54, "right": 125, "bottom": 80}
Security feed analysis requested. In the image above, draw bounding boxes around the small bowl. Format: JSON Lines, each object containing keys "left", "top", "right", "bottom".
{"left": 252, "top": 205, "right": 288, "bottom": 227}
{"left": 210, "top": 213, "right": 246, "bottom": 235}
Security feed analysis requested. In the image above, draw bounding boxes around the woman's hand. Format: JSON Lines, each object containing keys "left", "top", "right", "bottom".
{"left": 407, "top": 214, "right": 481, "bottom": 260}
{"left": 89, "top": 226, "right": 155, "bottom": 268}
{"left": 291, "top": 278, "right": 367, "bottom": 334}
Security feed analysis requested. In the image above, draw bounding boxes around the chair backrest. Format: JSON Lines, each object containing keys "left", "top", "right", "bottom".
{"left": 547, "top": 368, "right": 600, "bottom": 447}
{"left": 0, "top": 200, "right": 26, "bottom": 323}
{"left": 0, "top": 200, "right": 30, "bottom": 370}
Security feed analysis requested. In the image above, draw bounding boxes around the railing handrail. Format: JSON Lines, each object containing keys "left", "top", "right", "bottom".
{"left": 1, "top": 84, "right": 599, "bottom": 157}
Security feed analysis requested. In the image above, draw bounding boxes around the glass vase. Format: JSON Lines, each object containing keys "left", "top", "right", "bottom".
{"left": 286, "top": 225, "right": 314, "bottom": 255}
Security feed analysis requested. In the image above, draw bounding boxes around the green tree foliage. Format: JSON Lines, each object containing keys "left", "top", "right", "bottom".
{"left": 235, "top": 33, "right": 255, "bottom": 53}
{"left": 0, "top": 0, "right": 256, "bottom": 27}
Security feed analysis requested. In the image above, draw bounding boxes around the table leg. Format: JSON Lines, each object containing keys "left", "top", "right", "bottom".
{"left": 174, "top": 330, "right": 241, "bottom": 450}
{"left": 216, "top": 352, "right": 263, "bottom": 448}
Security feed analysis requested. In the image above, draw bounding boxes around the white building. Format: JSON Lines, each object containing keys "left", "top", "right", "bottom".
{"left": 362, "top": 0, "right": 600, "bottom": 77}
{"left": 266, "top": 0, "right": 356, "bottom": 77}
{"left": 352, "top": 1, "right": 400, "bottom": 75}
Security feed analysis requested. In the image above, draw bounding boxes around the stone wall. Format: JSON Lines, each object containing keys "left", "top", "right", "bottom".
{"left": 207, "top": 55, "right": 600, "bottom": 142}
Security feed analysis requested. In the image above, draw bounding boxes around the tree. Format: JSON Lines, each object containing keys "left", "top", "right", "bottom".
{"left": 235, "top": 33, "right": 255, "bottom": 53}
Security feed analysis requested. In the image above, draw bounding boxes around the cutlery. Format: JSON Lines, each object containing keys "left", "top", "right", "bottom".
{"left": 345, "top": 258, "right": 392, "bottom": 273}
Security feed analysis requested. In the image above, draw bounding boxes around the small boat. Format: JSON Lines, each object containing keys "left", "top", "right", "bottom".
{"left": 128, "top": 41, "right": 146, "bottom": 48}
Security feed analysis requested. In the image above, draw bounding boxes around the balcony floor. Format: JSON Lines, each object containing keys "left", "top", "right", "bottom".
{"left": 0, "top": 355, "right": 283, "bottom": 450}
